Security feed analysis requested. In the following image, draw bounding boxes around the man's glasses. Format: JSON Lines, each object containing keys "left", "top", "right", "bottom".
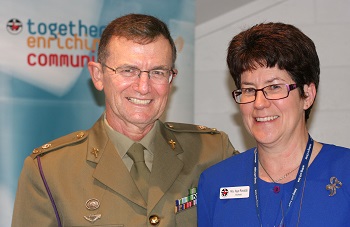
{"left": 232, "top": 84, "right": 298, "bottom": 104}
{"left": 102, "top": 63, "right": 176, "bottom": 85}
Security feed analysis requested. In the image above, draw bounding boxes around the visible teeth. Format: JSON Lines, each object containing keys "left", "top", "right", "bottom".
{"left": 256, "top": 116, "right": 278, "bottom": 122}
{"left": 128, "top": 97, "right": 151, "bottom": 105}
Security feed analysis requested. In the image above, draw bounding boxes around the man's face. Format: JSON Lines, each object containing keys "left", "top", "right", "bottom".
{"left": 91, "top": 36, "right": 173, "bottom": 130}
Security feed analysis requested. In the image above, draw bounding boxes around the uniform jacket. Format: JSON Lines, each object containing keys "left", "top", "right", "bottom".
{"left": 12, "top": 116, "right": 237, "bottom": 227}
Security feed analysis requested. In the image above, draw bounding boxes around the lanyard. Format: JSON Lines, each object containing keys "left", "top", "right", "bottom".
{"left": 253, "top": 135, "right": 314, "bottom": 227}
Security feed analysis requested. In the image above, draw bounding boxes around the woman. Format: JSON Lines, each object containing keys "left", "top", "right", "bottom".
{"left": 197, "top": 22, "right": 350, "bottom": 226}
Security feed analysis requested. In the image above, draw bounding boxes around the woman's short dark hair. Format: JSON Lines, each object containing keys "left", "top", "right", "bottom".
{"left": 98, "top": 13, "right": 177, "bottom": 67}
{"left": 227, "top": 22, "right": 320, "bottom": 121}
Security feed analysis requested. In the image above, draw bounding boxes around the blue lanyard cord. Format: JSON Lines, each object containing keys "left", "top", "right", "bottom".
{"left": 253, "top": 135, "right": 314, "bottom": 227}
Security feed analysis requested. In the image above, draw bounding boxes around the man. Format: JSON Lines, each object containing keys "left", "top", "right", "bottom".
{"left": 12, "top": 14, "right": 237, "bottom": 226}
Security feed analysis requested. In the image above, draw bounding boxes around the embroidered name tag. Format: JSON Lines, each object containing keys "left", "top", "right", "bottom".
{"left": 220, "top": 186, "right": 250, "bottom": 199}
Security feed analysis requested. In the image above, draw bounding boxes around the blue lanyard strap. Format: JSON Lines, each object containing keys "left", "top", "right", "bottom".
{"left": 253, "top": 135, "right": 314, "bottom": 227}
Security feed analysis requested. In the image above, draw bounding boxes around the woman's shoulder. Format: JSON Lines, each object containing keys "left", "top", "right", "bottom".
{"left": 321, "top": 143, "right": 350, "bottom": 156}
{"left": 202, "top": 148, "right": 255, "bottom": 176}
{"left": 317, "top": 143, "right": 350, "bottom": 167}
{"left": 310, "top": 143, "right": 350, "bottom": 186}
{"left": 199, "top": 148, "right": 255, "bottom": 188}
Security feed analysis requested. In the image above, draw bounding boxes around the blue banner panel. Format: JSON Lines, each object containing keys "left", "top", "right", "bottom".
{"left": 0, "top": 0, "right": 194, "bottom": 225}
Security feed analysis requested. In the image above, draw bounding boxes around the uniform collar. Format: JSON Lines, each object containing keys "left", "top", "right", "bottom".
{"left": 103, "top": 115, "right": 158, "bottom": 158}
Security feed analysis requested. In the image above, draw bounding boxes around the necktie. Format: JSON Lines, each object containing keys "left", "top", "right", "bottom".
{"left": 127, "top": 143, "right": 150, "bottom": 201}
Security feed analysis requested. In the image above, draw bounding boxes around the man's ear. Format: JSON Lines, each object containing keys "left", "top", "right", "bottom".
{"left": 88, "top": 62, "right": 104, "bottom": 91}
{"left": 303, "top": 83, "right": 316, "bottom": 110}
{"left": 169, "top": 68, "right": 178, "bottom": 84}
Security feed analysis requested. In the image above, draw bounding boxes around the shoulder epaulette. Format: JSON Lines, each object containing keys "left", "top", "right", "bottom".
{"left": 30, "top": 130, "right": 88, "bottom": 159}
{"left": 164, "top": 122, "right": 219, "bottom": 134}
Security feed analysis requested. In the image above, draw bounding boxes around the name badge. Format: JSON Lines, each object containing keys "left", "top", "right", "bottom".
{"left": 220, "top": 186, "right": 250, "bottom": 199}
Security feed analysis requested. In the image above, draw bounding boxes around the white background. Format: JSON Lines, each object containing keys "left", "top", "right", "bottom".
{"left": 194, "top": 0, "right": 350, "bottom": 152}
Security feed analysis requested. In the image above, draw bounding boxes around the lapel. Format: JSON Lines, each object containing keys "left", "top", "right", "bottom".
{"left": 147, "top": 121, "right": 184, "bottom": 212}
{"left": 86, "top": 116, "right": 147, "bottom": 208}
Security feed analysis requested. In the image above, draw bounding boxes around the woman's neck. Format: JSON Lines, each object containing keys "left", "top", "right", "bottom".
{"left": 257, "top": 136, "right": 322, "bottom": 183}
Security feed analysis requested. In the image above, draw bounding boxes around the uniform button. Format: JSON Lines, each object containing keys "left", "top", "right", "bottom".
{"left": 149, "top": 215, "right": 160, "bottom": 225}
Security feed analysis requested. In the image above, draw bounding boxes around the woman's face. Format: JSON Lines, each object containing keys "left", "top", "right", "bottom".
{"left": 239, "top": 65, "right": 312, "bottom": 146}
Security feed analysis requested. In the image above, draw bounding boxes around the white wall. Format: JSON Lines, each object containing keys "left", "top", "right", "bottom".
{"left": 195, "top": 0, "right": 350, "bottom": 152}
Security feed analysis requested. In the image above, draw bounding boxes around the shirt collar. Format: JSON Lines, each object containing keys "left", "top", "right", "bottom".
{"left": 103, "top": 115, "right": 158, "bottom": 158}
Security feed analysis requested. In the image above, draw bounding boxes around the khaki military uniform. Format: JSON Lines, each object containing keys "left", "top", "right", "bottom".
{"left": 12, "top": 116, "right": 237, "bottom": 227}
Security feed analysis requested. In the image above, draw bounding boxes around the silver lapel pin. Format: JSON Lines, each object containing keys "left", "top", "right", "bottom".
{"left": 85, "top": 198, "right": 100, "bottom": 210}
{"left": 326, "top": 176, "right": 342, "bottom": 196}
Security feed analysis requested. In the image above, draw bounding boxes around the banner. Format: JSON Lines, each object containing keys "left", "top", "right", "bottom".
{"left": 0, "top": 0, "right": 195, "bottom": 225}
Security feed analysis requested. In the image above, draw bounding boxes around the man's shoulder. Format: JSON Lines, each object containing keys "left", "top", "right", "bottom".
{"left": 163, "top": 122, "right": 221, "bottom": 135}
{"left": 30, "top": 130, "right": 88, "bottom": 159}
{"left": 161, "top": 121, "right": 238, "bottom": 155}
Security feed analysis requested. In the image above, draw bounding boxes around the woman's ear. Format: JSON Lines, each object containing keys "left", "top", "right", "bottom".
{"left": 88, "top": 62, "right": 104, "bottom": 91}
{"left": 303, "top": 83, "right": 316, "bottom": 109}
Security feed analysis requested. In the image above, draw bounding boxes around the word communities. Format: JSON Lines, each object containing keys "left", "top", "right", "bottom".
{"left": 27, "top": 51, "right": 97, "bottom": 67}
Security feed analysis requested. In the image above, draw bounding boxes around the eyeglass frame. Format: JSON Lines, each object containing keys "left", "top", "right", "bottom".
{"left": 232, "top": 83, "right": 298, "bottom": 104}
{"left": 101, "top": 63, "right": 177, "bottom": 84}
